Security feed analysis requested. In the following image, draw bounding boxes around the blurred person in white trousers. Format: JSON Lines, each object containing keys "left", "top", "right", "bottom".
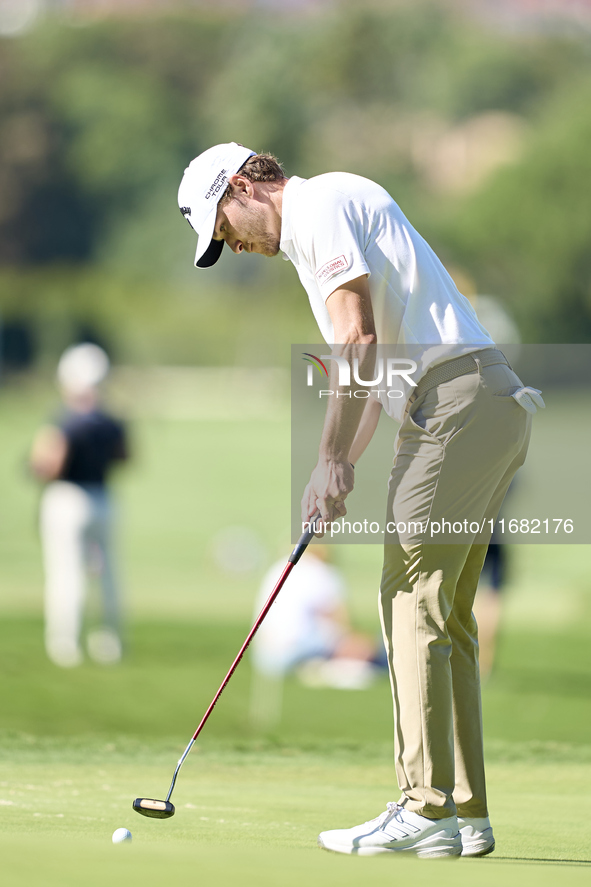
{"left": 30, "top": 344, "right": 129, "bottom": 667}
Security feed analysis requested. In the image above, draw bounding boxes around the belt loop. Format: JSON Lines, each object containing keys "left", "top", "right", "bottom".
{"left": 472, "top": 353, "right": 481, "bottom": 374}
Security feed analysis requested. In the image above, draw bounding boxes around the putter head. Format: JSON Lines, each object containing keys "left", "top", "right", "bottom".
{"left": 133, "top": 798, "right": 175, "bottom": 819}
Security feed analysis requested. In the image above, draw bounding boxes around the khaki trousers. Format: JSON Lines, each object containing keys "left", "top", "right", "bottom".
{"left": 379, "top": 355, "right": 531, "bottom": 820}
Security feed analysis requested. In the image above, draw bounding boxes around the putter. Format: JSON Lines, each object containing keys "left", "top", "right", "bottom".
{"left": 133, "top": 512, "right": 322, "bottom": 819}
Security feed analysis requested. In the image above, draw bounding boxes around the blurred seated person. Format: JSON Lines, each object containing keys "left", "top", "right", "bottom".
{"left": 30, "top": 343, "right": 129, "bottom": 667}
{"left": 251, "top": 545, "right": 384, "bottom": 691}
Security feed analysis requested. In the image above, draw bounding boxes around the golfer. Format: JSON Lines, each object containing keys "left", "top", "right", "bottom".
{"left": 178, "top": 143, "right": 543, "bottom": 858}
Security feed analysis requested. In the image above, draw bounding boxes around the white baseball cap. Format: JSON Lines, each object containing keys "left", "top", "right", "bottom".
{"left": 57, "top": 343, "right": 110, "bottom": 393}
{"left": 178, "top": 142, "right": 256, "bottom": 268}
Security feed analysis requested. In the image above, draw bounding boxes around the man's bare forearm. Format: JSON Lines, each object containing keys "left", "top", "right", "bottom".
{"left": 318, "top": 341, "right": 377, "bottom": 461}
{"left": 348, "top": 397, "right": 382, "bottom": 466}
{"left": 301, "top": 276, "right": 377, "bottom": 528}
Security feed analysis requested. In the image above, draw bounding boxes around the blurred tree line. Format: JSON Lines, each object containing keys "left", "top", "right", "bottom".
{"left": 1, "top": 0, "right": 590, "bottom": 369}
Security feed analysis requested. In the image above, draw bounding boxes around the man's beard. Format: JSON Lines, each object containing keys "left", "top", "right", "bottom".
{"left": 258, "top": 235, "right": 280, "bottom": 257}
{"left": 238, "top": 199, "right": 280, "bottom": 256}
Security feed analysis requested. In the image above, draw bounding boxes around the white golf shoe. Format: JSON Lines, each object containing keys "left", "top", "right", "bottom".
{"left": 318, "top": 802, "right": 462, "bottom": 858}
{"left": 458, "top": 816, "right": 495, "bottom": 857}
{"left": 46, "top": 636, "right": 83, "bottom": 668}
{"left": 87, "top": 628, "right": 122, "bottom": 665}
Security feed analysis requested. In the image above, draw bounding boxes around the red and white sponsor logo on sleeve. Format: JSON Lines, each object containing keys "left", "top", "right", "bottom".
{"left": 315, "top": 255, "right": 349, "bottom": 285}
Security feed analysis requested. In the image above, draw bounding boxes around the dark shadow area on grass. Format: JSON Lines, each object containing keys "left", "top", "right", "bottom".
{"left": 492, "top": 669, "right": 591, "bottom": 699}
{"left": 492, "top": 857, "right": 591, "bottom": 868}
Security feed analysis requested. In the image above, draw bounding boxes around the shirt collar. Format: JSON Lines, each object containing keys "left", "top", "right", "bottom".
{"left": 279, "top": 175, "right": 306, "bottom": 259}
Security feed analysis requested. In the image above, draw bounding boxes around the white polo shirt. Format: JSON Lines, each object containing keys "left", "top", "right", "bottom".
{"left": 280, "top": 173, "right": 494, "bottom": 419}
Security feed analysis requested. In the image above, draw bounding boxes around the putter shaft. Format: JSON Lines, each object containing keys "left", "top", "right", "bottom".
{"left": 161, "top": 515, "right": 320, "bottom": 805}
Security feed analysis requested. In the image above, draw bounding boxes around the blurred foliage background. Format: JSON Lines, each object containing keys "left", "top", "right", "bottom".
{"left": 1, "top": 0, "right": 591, "bottom": 374}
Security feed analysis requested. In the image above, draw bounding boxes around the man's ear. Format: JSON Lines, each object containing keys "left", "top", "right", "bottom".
{"left": 228, "top": 174, "right": 253, "bottom": 197}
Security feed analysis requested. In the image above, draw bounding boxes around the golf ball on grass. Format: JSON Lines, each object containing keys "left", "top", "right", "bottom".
{"left": 112, "top": 828, "right": 132, "bottom": 844}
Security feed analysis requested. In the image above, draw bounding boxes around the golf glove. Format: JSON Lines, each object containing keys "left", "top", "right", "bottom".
{"left": 511, "top": 387, "right": 545, "bottom": 414}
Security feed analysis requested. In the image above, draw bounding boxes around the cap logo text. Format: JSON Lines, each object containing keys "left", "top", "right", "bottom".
{"left": 205, "top": 169, "right": 228, "bottom": 200}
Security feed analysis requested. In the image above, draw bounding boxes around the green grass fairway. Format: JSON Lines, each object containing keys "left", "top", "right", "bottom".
{"left": 3, "top": 840, "right": 589, "bottom": 887}
{"left": 1, "top": 617, "right": 590, "bottom": 745}
{"left": 1, "top": 739, "right": 590, "bottom": 886}
{"left": 1, "top": 618, "right": 590, "bottom": 885}
{"left": 1, "top": 378, "right": 590, "bottom": 885}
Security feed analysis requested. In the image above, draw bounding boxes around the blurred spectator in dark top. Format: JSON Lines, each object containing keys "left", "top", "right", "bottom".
{"left": 30, "top": 344, "right": 129, "bottom": 667}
